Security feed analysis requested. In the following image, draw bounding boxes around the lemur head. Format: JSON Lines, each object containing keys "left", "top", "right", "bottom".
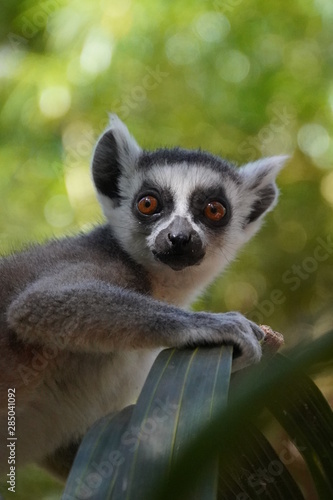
{"left": 92, "top": 115, "right": 287, "bottom": 274}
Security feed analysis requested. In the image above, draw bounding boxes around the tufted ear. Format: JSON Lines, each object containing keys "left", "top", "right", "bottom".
{"left": 239, "top": 155, "right": 288, "bottom": 226}
{"left": 91, "top": 114, "right": 141, "bottom": 205}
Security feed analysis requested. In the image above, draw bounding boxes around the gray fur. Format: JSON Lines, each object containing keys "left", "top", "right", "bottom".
{"left": 0, "top": 115, "right": 287, "bottom": 478}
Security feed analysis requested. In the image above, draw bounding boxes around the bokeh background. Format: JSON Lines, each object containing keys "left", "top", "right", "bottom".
{"left": 0, "top": 0, "right": 332, "bottom": 498}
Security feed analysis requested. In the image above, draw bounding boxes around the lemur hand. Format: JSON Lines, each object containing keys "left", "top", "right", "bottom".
{"left": 184, "top": 311, "right": 264, "bottom": 372}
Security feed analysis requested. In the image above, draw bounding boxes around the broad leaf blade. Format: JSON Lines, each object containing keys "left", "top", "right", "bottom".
{"left": 113, "top": 346, "right": 233, "bottom": 500}
{"left": 63, "top": 346, "right": 233, "bottom": 500}
{"left": 62, "top": 405, "right": 134, "bottom": 500}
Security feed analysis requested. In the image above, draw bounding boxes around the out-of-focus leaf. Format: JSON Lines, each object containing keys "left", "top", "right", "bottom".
{"left": 218, "top": 424, "right": 304, "bottom": 500}
{"left": 266, "top": 356, "right": 333, "bottom": 499}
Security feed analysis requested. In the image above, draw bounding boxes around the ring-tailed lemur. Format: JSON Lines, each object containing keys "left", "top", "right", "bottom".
{"left": 0, "top": 115, "right": 287, "bottom": 478}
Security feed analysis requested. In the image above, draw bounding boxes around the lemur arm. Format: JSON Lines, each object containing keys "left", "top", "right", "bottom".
{"left": 7, "top": 268, "right": 263, "bottom": 369}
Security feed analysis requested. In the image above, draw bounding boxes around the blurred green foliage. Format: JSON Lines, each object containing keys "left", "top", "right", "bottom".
{"left": 0, "top": 0, "right": 332, "bottom": 498}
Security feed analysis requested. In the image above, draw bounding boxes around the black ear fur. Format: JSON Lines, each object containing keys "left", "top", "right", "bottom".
{"left": 92, "top": 130, "right": 121, "bottom": 201}
{"left": 91, "top": 115, "right": 141, "bottom": 204}
{"left": 247, "top": 185, "right": 277, "bottom": 223}
{"left": 239, "top": 156, "right": 288, "bottom": 227}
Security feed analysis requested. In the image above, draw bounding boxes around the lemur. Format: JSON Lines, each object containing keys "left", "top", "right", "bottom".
{"left": 0, "top": 115, "right": 287, "bottom": 479}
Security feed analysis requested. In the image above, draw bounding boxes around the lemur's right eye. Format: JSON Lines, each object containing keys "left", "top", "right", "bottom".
{"left": 137, "top": 195, "right": 159, "bottom": 216}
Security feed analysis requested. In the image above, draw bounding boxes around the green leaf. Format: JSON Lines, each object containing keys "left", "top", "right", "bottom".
{"left": 152, "top": 330, "right": 333, "bottom": 500}
{"left": 62, "top": 346, "right": 233, "bottom": 500}
{"left": 63, "top": 405, "right": 134, "bottom": 500}
{"left": 111, "top": 346, "right": 233, "bottom": 500}
{"left": 62, "top": 331, "right": 333, "bottom": 500}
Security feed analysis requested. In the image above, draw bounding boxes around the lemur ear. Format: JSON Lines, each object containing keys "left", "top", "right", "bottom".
{"left": 92, "top": 114, "right": 141, "bottom": 203}
{"left": 239, "top": 155, "right": 288, "bottom": 225}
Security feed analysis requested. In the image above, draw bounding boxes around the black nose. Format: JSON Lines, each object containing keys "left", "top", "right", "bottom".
{"left": 168, "top": 232, "right": 191, "bottom": 247}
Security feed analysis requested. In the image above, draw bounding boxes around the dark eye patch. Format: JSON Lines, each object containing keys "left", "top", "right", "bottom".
{"left": 190, "top": 187, "right": 232, "bottom": 228}
{"left": 132, "top": 182, "right": 174, "bottom": 225}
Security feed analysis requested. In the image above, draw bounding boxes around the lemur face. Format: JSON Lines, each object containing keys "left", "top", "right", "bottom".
{"left": 92, "top": 115, "right": 287, "bottom": 273}
{"left": 129, "top": 154, "right": 234, "bottom": 271}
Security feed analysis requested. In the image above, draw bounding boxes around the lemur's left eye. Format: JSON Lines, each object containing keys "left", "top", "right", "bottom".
{"left": 204, "top": 201, "right": 226, "bottom": 222}
{"left": 137, "top": 195, "right": 159, "bottom": 215}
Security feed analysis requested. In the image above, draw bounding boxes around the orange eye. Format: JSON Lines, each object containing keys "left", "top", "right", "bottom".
{"left": 204, "top": 201, "right": 226, "bottom": 222}
{"left": 137, "top": 195, "right": 159, "bottom": 215}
